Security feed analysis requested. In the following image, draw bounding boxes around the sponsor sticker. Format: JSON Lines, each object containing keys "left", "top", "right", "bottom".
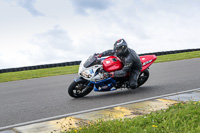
{"left": 90, "top": 69, "right": 94, "bottom": 74}
{"left": 143, "top": 60, "right": 153, "bottom": 66}
{"left": 106, "top": 61, "right": 111, "bottom": 64}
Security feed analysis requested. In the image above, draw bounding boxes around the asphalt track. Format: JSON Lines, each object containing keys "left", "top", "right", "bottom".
{"left": 0, "top": 58, "right": 200, "bottom": 128}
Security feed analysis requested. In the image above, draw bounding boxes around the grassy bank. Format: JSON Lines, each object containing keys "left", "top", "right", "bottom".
{"left": 0, "top": 65, "right": 79, "bottom": 83}
{"left": 67, "top": 101, "right": 200, "bottom": 133}
{"left": 154, "top": 51, "right": 200, "bottom": 63}
{"left": 0, "top": 51, "right": 200, "bottom": 83}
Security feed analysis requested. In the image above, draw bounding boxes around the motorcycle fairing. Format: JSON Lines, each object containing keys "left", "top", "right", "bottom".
{"left": 90, "top": 77, "right": 117, "bottom": 91}
{"left": 140, "top": 55, "right": 157, "bottom": 72}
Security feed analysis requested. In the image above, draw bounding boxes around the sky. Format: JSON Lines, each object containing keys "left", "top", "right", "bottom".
{"left": 0, "top": 0, "right": 200, "bottom": 69}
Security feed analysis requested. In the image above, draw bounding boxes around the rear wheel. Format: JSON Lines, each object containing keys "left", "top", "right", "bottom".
{"left": 68, "top": 80, "right": 93, "bottom": 98}
{"left": 137, "top": 69, "right": 149, "bottom": 87}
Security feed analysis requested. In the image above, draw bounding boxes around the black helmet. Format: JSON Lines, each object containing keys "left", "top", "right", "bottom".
{"left": 114, "top": 39, "right": 128, "bottom": 56}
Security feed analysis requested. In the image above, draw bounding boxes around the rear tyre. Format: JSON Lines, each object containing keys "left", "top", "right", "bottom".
{"left": 68, "top": 80, "right": 93, "bottom": 98}
{"left": 137, "top": 69, "right": 149, "bottom": 87}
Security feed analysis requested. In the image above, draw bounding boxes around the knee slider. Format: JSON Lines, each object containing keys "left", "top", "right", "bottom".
{"left": 129, "top": 82, "right": 137, "bottom": 89}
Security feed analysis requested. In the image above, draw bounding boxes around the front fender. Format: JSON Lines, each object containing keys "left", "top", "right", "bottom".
{"left": 74, "top": 76, "right": 87, "bottom": 83}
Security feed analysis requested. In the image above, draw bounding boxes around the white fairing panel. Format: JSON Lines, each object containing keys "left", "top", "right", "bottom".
{"left": 78, "top": 59, "right": 104, "bottom": 82}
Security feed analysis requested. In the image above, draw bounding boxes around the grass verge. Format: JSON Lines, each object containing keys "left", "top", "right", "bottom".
{"left": 66, "top": 101, "right": 200, "bottom": 133}
{"left": 154, "top": 51, "right": 200, "bottom": 63}
{"left": 0, "top": 65, "right": 79, "bottom": 83}
{"left": 0, "top": 51, "right": 200, "bottom": 83}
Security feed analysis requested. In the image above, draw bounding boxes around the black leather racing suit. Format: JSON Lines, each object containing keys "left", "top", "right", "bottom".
{"left": 101, "top": 48, "right": 142, "bottom": 89}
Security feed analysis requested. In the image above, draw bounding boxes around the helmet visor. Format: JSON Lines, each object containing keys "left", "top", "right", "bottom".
{"left": 115, "top": 45, "right": 124, "bottom": 53}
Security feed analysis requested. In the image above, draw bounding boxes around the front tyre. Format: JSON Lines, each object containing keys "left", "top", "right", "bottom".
{"left": 137, "top": 69, "right": 149, "bottom": 87}
{"left": 68, "top": 80, "right": 93, "bottom": 98}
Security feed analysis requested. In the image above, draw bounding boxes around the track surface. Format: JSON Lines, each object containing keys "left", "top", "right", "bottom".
{"left": 0, "top": 58, "right": 200, "bottom": 127}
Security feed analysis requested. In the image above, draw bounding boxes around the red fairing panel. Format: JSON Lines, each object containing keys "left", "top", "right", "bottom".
{"left": 140, "top": 55, "right": 157, "bottom": 72}
{"left": 103, "top": 56, "right": 123, "bottom": 72}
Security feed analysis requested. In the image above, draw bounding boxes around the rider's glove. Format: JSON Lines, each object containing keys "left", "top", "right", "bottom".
{"left": 95, "top": 53, "right": 102, "bottom": 58}
{"left": 103, "top": 72, "right": 115, "bottom": 79}
{"left": 109, "top": 72, "right": 114, "bottom": 77}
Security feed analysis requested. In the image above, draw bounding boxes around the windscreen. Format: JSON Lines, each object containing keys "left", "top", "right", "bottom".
{"left": 83, "top": 54, "right": 101, "bottom": 68}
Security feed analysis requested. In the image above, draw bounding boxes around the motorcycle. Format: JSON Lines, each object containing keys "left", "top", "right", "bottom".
{"left": 68, "top": 54, "right": 157, "bottom": 98}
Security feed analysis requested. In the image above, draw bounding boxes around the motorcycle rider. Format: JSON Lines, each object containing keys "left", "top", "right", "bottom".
{"left": 96, "top": 39, "right": 142, "bottom": 89}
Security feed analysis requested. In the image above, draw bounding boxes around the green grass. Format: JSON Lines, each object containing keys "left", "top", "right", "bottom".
{"left": 154, "top": 51, "right": 200, "bottom": 63}
{"left": 67, "top": 101, "right": 200, "bottom": 133}
{"left": 0, "top": 65, "right": 79, "bottom": 83}
{"left": 0, "top": 51, "right": 200, "bottom": 83}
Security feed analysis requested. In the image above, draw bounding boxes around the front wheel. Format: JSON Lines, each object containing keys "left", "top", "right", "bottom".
{"left": 68, "top": 79, "right": 94, "bottom": 98}
{"left": 137, "top": 69, "right": 149, "bottom": 87}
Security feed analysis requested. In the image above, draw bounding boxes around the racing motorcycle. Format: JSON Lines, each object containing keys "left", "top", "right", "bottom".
{"left": 68, "top": 54, "right": 157, "bottom": 98}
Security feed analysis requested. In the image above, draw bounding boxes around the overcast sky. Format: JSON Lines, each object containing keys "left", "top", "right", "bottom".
{"left": 0, "top": 0, "right": 200, "bottom": 69}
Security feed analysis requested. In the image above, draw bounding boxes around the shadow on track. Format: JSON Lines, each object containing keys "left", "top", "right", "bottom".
{"left": 69, "top": 85, "right": 158, "bottom": 101}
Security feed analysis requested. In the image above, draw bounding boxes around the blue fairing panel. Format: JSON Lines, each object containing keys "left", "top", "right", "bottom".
{"left": 91, "top": 77, "right": 116, "bottom": 91}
